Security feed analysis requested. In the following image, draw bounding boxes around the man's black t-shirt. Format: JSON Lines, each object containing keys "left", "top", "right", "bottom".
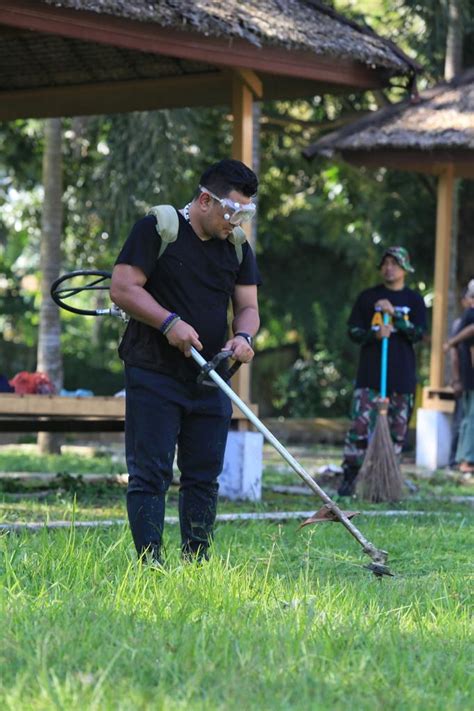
{"left": 457, "top": 307, "right": 474, "bottom": 391}
{"left": 115, "top": 212, "right": 261, "bottom": 380}
{"left": 349, "top": 284, "right": 427, "bottom": 394}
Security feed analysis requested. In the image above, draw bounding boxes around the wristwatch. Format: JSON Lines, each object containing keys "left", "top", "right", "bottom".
{"left": 234, "top": 332, "right": 253, "bottom": 347}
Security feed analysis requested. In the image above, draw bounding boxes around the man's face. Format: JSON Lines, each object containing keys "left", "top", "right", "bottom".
{"left": 380, "top": 255, "right": 405, "bottom": 284}
{"left": 199, "top": 189, "right": 253, "bottom": 240}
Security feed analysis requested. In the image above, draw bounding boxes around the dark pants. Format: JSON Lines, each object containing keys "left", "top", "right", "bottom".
{"left": 449, "top": 396, "right": 464, "bottom": 467}
{"left": 125, "top": 366, "right": 232, "bottom": 559}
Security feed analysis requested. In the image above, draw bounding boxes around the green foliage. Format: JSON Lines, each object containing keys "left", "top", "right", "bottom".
{"left": 272, "top": 302, "right": 352, "bottom": 416}
{"left": 61, "top": 108, "right": 233, "bottom": 268}
{"left": 336, "top": 0, "right": 474, "bottom": 81}
{"left": 274, "top": 351, "right": 350, "bottom": 416}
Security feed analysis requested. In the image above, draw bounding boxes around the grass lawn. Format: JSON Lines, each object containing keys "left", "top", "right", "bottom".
{"left": 1, "top": 446, "right": 473, "bottom": 709}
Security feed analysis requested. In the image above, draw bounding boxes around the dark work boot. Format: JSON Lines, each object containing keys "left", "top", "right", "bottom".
{"left": 179, "top": 481, "right": 217, "bottom": 564}
{"left": 140, "top": 544, "right": 165, "bottom": 569}
{"left": 127, "top": 491, "right": 165, "bottom": 565}
{"left": 337, "top": 465, "right": 359, "bottom": 496}
{"left": 181, "top": 542, "right": 210, "bottom": 564}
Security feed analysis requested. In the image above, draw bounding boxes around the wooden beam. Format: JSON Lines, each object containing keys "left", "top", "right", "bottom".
{"left": 343, "top": 150, "right": 474, "bottom": 179}
{"left": 0, "top": 73, "right": 230, "bottom": 120}
{"left": 0, "top": 0, "right": 392, "bottom": 89}
{"left": 430, "top": 165, "right": 455, "bottom": 389}
{"left": 0, "top": 74, "right": 378, "bottom": 122}
{"left": 234, "top": 69, "right": 263, "bottom": 99}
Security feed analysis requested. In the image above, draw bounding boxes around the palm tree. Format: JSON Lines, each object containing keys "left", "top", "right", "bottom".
{"left": 37, "top": 118, "right": 63, "bottom": 454}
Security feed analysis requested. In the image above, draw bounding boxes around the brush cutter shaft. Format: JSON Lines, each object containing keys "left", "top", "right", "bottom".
{"left": 191, "top": 347, "right": 387, "bottom": 565}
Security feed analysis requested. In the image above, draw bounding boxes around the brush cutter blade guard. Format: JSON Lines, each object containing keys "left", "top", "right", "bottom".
{"left": 364, "top": 563, "right": 395, "bottom": 578}
{"left": 299, "top": 505, "right": 360, "bottom": 528}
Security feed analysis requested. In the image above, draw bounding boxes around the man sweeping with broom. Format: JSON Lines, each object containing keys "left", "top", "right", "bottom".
{"left": 337, "top": 247, "right": 427, "bottom": 499}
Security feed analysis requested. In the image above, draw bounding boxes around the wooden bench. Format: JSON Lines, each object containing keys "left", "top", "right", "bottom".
{"left": 0, "top": 394, "right": 257, "bottom": 432}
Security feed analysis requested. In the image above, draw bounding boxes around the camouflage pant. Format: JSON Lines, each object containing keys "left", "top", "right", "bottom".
{"left": 343, "top": 388, "right": 414, "bottom": 469}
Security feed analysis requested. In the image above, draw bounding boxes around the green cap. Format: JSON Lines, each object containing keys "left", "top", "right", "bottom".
{"left": 378, "top": 246, "right": 415, "bottom": 273}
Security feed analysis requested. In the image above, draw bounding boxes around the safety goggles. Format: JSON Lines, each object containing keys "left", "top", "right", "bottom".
{"left": 199, "top": 185, "right": 256, "bottom": 225}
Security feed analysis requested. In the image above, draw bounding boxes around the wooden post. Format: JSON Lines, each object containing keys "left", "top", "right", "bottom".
{"left": 231, "top": 70, "right": 262, "bottom": 417}
{"left": 232, "top": 69, "right": 259, "bottom": 167}
{"left": 430, "top": 165, "right": 455, "bottom": 390}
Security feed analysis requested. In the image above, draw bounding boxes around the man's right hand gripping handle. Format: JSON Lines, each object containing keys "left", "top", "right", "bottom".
{"left": 166, "top": 319, "right": 203, "bottom": 357}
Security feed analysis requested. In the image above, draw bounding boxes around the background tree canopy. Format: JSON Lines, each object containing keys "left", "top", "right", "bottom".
{"left": 0, "top": 0, "right": 472, "bottom": 416}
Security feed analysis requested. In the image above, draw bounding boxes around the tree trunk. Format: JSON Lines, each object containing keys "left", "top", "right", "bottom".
{"left": 444, "top": 0, "right": 463, "bottom": 80}
{"left": 37, "top": 118, "right": 64, "bottom": 454}
{"left": 444, "top": 0, "right": 463, "bottom": 382}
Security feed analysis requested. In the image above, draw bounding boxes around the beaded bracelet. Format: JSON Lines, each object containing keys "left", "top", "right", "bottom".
{"left": 162, "top": 316, "right": 181, "bottom": 336}
{"left": 160, "top": 312, "right": 179, "bottom": 334}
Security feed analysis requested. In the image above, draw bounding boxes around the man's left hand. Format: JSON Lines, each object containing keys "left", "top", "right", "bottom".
{"left": 222, "top": 336, "right": 254, "bottom": 363}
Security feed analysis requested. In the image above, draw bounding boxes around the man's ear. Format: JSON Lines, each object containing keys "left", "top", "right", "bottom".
{"left": 197, "top": 192, "right": 212, "bottom": 213}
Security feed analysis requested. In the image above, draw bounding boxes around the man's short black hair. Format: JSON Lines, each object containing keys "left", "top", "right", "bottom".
{"left": 199, "top": 159, "right": 258, "bottom": 198}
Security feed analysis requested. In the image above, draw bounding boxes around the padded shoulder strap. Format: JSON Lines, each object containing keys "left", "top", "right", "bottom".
{"left": 228, "top": 226, "right": 247, "bottom": 265}
{"left": 148, "top": 205, "right": 246, "bottom": 264}
{"left": 148, "top": 205, "right": 179, "bottom": 258}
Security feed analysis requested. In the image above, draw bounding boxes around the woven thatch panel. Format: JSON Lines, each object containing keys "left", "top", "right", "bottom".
{"left": 306, "top": 69, "right": 474, "bottom": 156}
{"left": 0, "top": 29, "right": 216, "bottom": 90}
{"left": 41, "top": 0, "right": 411, "bottom": 72}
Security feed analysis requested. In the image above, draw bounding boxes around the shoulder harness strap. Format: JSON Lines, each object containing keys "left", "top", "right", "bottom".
{"left": 148, "top": 205, "right": 179, "bottom": 258}
{"left": 148, "top": 205, "right": 246, "bottom": 264}
{"left": 228, "top": 226, "right": 246, "bottom": 265}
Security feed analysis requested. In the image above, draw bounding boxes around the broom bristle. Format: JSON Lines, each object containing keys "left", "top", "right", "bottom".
{"left": 357, "top": 404, "right": 404, "bottom": 503}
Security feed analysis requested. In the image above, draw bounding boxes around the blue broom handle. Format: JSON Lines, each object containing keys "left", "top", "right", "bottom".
{"left": 380, "top": 312, "right": 389, "bottom": 398}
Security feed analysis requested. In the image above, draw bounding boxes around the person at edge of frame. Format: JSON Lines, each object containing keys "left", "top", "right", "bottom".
{"left": 443, "top": 278, "right": 474, "bottom": 474}
{"left": 110, "top": 159, "right": 261, "bottom": 564}
{"left": 447, "top": 285, "right": 474, "bottom": 467}
{"left": 337, "top": 246, "right": 427, "bottom": 496}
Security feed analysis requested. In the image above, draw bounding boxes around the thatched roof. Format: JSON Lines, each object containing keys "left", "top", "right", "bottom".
{"left": 304, "top": 69, "right": 474, "bottom": 159}
{"left": 0, "top": 0, "right": 418, "bottom": 120}
{"left": 41, "top": 0, "right": 414, "bottom": 73}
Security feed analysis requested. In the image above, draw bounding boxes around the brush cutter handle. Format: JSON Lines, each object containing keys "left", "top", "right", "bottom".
{"left": 196, "top": 350, "right": 242, "bottom": 386}
{"left": 380, "top": 312, "right": 390, "bottom": 399}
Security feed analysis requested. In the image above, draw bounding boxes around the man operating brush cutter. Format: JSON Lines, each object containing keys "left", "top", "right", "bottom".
{"left": 338, "top": 247, "right": 427, "bottom": 500}
{"left": 51, "top": 166, "right": 396, "bottom": 578}
{"left": 109, "top": 159, "right": 261, "bottom": 567}
{"left": 52, "top": 269, "right": 396, "bottom": 578}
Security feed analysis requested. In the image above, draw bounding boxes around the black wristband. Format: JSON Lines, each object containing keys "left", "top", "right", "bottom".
{"left": 234, "top": 332, "right": 253, "bottom": 347}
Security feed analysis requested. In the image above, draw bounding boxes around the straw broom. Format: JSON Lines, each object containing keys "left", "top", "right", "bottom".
{"left": 357, "top": 313, "right": 404, "bottom": 503}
